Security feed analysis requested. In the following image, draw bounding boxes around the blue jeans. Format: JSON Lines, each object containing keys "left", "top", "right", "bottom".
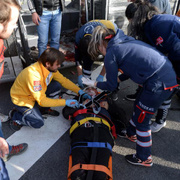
{"left": 0, "top": 122, "right": 10, "bottom": 180}
{"left": 37, "top": 9, "right": 62, "bottom": 56}
{"left": 12, "top": 80, "right": 61, "bottom": 128}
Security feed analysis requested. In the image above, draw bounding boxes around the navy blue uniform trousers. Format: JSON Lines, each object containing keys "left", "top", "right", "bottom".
{"left": 12, "top": 80, "right": 61, "bottom": 128}
{"left": 127, "top": 62, "right": 177, "bottom": 161}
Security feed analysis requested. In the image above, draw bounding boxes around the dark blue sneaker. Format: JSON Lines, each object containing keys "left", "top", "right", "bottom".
{"left": 125, "top": 154, "right": 153, "bottom": 167}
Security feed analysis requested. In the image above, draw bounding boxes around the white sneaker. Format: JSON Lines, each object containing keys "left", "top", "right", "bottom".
{"left": 150, "top": 121, "right": 166, "bottom": 133}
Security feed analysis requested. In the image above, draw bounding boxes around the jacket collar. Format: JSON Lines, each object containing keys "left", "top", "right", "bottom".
{"left": 38, "top": 62, "right": 52, "bottom": 85}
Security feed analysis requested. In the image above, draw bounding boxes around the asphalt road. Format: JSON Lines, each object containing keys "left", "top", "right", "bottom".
{"left": 0, "top": 64, "right": 180, "bottom": 180}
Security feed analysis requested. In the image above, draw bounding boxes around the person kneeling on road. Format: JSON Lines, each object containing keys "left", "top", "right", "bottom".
{"left": 9, "top": 48, "right": 91, "bottom": 131}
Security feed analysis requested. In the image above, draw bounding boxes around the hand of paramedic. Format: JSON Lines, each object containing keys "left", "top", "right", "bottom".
{"left": 66, "top": 100, "right": 80, "bottom": 108}
{"left": 78, "top": 89, "right": 92, "bottom": 100}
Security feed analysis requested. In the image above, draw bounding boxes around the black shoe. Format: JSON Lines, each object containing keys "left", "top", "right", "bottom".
{"left": 125, "top": 93, "right": 138, "bottom": 101}
{"left": 117, "top": 129, "right": 127, "bottom": 137}
{"left": 125, "top": 154, "right": 153, "bottom": 167}
{"left": 110, "top": 89, "right": 119, "bottom": 101}
{"left": 9, "top": 120, "right": 23, "bottom": 131}
{"left": 40, "top": 108, "right": 60, "bottom": 116}
{"left": 125, "top": 86, "right": 142, "bottom": 101}
{"left": 6, "top": 108, "right": 17, "bottom": 122}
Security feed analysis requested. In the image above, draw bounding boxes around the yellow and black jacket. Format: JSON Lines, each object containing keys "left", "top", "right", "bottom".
{"left": 10, "top": 61, "right": 80, "bottom": 108}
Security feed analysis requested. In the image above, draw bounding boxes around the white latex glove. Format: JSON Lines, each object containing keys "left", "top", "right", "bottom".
{"left": 82, "top": 77, "right": 96, "bottom": 87}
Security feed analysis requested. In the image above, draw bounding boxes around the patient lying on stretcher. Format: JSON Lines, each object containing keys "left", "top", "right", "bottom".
{"left": 62, "top": 87, "right": 127, "bottom": 180}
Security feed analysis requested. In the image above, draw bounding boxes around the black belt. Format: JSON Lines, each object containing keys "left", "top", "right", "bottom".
{"left": 43, "top": 6, "right": 59, "bottom": 11}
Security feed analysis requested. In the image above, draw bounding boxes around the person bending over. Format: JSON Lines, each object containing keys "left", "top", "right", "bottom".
{"left": 82, "top": 26, "right": 178, "bottom": 167}
{"left": 75, "top": 20, "right": 118, "bottom": 88}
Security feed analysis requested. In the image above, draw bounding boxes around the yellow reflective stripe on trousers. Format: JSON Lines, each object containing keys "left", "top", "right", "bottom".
{"left": 70, "top": 117, "right": 111, "bottom": 135}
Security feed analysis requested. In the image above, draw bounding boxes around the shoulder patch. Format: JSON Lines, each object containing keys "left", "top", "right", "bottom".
{"left": 33, "top": 81, "right": 41, "bottom": 85}
{"left": 33, "top": 81, "right": 42, "bottom": 92}
{"left": 156, "top": 36, "right": 163, "bottom": 46}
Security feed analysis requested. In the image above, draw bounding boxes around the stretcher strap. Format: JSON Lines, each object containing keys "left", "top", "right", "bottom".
{"left": 67, "top": 163, "right": 113, "bottom": 179}
{"left": 84, "top": 90, "right": 110, "bottom": 108}
{"left": 70, "top": 117, "right": 111, "bottom": 135}
{"left": 72, "top": 109, "right": 117, "bottom": 138}
{"left": 70, "top": 142, "right": 112, "bottom": 153}
{"left": 86, "top": 120, "right": 99, "bottom": 180}
{"left": 67, "top": 155, "right": 113, "bottom": 180}
{"left": 73, "top": 108, "right": 88, "bottom": 117}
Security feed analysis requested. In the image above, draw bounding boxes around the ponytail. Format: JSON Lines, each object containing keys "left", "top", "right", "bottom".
{"left": 88, "top": 26, "right": 115, "bottom": 60}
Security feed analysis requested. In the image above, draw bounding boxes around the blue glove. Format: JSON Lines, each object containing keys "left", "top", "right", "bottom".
{"left": 96, "top": 75, "right": 104, "bottom": 82}
{"left": 78, "top": 89, "right": 92, "bottom": 100}
{"left": 78, "top": 75, "right": 84, "bottom": 88}
{"left": 66, "top": 99, "right": 79, "bottom": 108}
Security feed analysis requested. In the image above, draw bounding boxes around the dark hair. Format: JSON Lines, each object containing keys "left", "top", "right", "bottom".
{"left": 38, "top": 48, "right": 65, "bottom": 66}
{"left": 128, "top": 1, "right": 160, "bottom": 42}
{"left": 0, "top": 0, "right": 21, "bottom": 25}
{"left": 125, "top": 2, "right": 139, "bottom": 20}
{"left": 79, "top": 35, "right": 92, "bottom": 57}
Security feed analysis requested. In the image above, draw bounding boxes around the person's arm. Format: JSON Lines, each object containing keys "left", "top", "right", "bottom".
{"left": 118, "top": 74, "right": 129, "bottom": 82}
{"left": 27, "top": 0, "right": 41, "bottom": 25}
{"left": 0, "top": 137, "right": 9, "bottom": 158}
{"left": 75, "top": 44, "right": 82, "bottom": 75}
{"left": 75, "top": 44, "right": 84, "bottom": 88}
{"left": 26, "top": 71, "right": 71, "bottom": 107}
{"left": 99, "top": 65, "right": 106, "bottom": 76}
{"left": 96, "top": 65, "right": 106, "bottom": 82}
{"left": 83, "top": 51, "right": 119, "bottom": 91}
{"left": 32, "top": 13, "right": 41, "bottom": 25}
{"left": 96, "top": 51, "right": 119, "bottom": 91}
{"left": 27, "top": 0, "right": 36, "bottom": 14}
{"left": 76, "top": 64, "right": 83, "bottom": 76}
{"left": 53, "top": 71, "right": 81, "bottom": 94}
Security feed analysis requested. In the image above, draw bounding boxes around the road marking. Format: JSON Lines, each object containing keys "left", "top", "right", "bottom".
{"left": 6, "top": 104, "right": 70, "bottom": 180}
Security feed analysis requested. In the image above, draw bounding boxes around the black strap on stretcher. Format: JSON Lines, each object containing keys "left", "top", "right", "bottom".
{"left": 84, "top": 90, "right": 111, "bottom": 108}
{"left": 78, "top": 90, "right": 111, "bottom": 118}
{"left": 86, "top": 120, "right": 99, "bottom": 180}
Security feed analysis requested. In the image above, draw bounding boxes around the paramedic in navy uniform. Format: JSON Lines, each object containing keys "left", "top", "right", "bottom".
{"left": 126, "top": 1, "right": 180, "bottom": 132}
{"left": 75, "top": 20, "right": 118, "bottom": 88}
{"left": 82, "top": 26, "right": 178, "bottom": 167}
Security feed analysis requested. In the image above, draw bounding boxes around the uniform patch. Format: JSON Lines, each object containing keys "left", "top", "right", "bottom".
{"left": 156, "top": 36, "right": 163, "bottom": 46}
{"left": 84, "top": 25, "right": 94, "bottom": 34}
{"left": 33, "top": 85, "right": 42, "bottom": 92}
{"left": 33, "top": 81, "right": 42, "bottom": 92}
{"left": 33, "top": 81, "right": 41, "bottom": 85}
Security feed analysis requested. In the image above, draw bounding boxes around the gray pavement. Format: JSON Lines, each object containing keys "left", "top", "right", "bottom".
{"left": 0, "top": 64, "right": 180, "bottom": 180}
